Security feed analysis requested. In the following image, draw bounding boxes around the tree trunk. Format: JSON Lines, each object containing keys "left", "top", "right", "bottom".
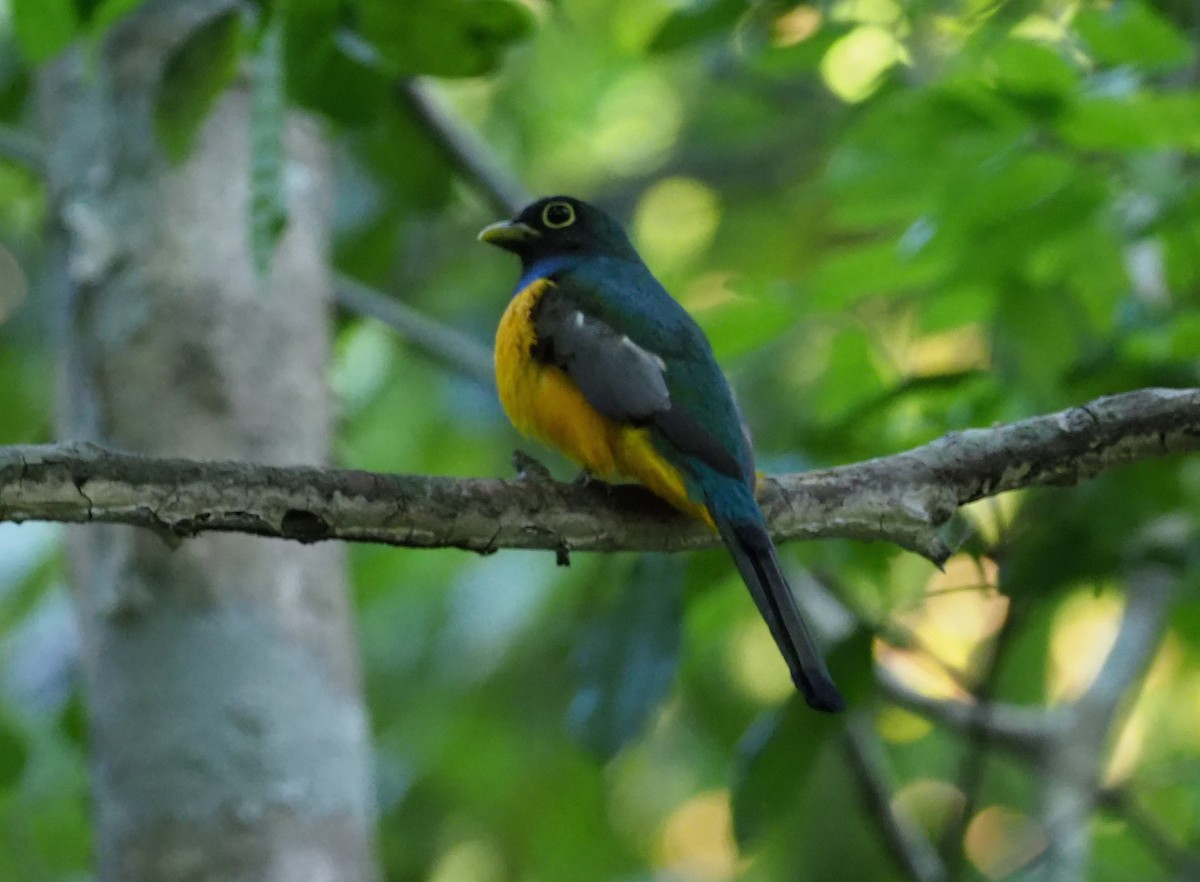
{"left": 36, "top": 3, "right": 377, "bottom": 879}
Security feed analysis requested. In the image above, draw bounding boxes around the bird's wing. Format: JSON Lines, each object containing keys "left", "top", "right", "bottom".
{"left": 531, "top": 280, "right": 745, "bottom": 480}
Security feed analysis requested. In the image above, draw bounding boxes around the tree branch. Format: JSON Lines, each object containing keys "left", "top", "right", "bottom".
{"left": 1039, "top": 565, "right": 1176, "bottom": 881}
{"left": 880, "top": 563, "right": 1178, "bottom": 882}
{"left": 0, "top": 388, "right": 1195, "bottom": 558}
{"left": 396, "top": 79, "right": 531, "bottom": 216}
{"left": 876, "top": 668, "right": 1058, "bottom": 760}
{"left": 334, "top": 273, "right": 495, "bottom": 385}
{"left": 844, "top": 713, "right": 948, "bottom": 882}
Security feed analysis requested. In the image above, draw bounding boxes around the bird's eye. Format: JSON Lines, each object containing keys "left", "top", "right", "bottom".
{"left": 542, "top": 201, "right": 575, "bottom": 229}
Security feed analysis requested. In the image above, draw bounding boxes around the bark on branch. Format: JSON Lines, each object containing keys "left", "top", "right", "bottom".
{"left": 1, "top": 387, "right": 1196, "bottom": 561}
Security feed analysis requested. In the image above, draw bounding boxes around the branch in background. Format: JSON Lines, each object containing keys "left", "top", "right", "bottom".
{"left": 943, "top": 597, "right": 1028, "bottom": 882}
{"left": 882, "top": 567, "right": 1178, "bottom": 882}
{"left": 335, "top": 273, "right": 495, "bottom": 385}
{"left": 334, "top": 80, "right": 528, "bottom": 385}
{"left": 1038, "top": 566, "right": 1176, "bottom": 882}
{"left": 844, "top": 713, "right": 948, "bottom": 882}
{"left": 853, "top": 604, "right": 975, "bottom": 693}
{"left": 0, "top": 388, "right": 1196, "bottom": 559}
{"left": 877, "top": 668, "right": 1057, "bottom": 760}
{"left": 396, "top": 79, "right": 531, "bottom": 216}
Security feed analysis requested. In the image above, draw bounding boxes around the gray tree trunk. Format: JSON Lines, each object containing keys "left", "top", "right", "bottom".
{"left": 36, "top": 4, "right": 377, "bottom": 880}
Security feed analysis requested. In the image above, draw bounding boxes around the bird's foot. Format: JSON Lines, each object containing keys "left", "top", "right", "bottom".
{"left": 571, "top": 469, "right": 620, "bottom": 495}
{"left": 570, "top": 468, "right": 596, "bottom": 489}
{"left": 512, "top": 450, "right": 554, "bottom": 483}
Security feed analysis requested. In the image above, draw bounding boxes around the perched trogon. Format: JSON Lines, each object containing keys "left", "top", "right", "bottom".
{"left": 480, "top": 196, "right": 844, "bottom": 712}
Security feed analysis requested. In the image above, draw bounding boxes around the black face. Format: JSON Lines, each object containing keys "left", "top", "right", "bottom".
{"left": 479, "top": 196, "right": 639, "bottom": 264}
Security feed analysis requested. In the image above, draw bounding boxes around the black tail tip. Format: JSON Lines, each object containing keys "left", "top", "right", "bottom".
{"left": 799, "top": 679, "right": 847, "bottom": 713}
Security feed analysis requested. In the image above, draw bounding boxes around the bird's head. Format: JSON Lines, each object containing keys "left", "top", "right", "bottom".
{"left": 478, "top": 196, "right": 640, "bottom": 265}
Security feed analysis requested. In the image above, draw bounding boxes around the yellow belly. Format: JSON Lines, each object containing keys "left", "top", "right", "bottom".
{"left": 495, "top": 279, "right": 712, "bottom": 525}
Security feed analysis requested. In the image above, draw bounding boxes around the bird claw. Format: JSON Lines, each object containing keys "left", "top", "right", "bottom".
{"left": 512, "top": 450, "right": 553, "bottom": 483}
{"left": 571, "top": 468, "right": 596, "bottom": 488}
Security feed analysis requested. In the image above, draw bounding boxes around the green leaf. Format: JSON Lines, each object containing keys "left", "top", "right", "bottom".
{"left": 88, "top": 0, "right": 150, "bottom": 38}
{"left": 154, "top": 10, "right": 242, "bottom": 164}
{"left": 809, "top": 324, "right": 890, "bottom": 426}
{"left": 11, "top": 0, "right": 79, "bottom": 62}
{"left": 356, "top": 102, "right": 456, "bottom": 210}
{"left": 58, "top": 688, "right": 89, "bottom": 749}
{"left": 748, "top": 25, "right": 852, "bottom": 77}
{"left": 948, "top": 151, "right": 1076, "bottom": 230}
{"left": 648, "top": 0, "right": 745, "bottom": 54}
{"left": 991, "top": 283, "right": 1080, "bottom": 398}
{"left": 0, "top": 34, "right": 31, "bottom": 120}
{"left": 999, "top": 461, "right": 1187, "bottom": 599}
{"left": 1058, "top": 92, "right": 1200, "bottom": 153}
{"left": 565, "top": 555, "right": 683, "bottom": 759}
{"left": 285, "top": 1, "right": 389, "bottom": 125}
{"left": 699, "top": 281, "right": 796, "bottom": 360}
{"left": 826, "top": 85, "right": 1027, "bottom": 230}
{"left": 358, "top": 0, "right": 534, "bottom": 79}
{"left": 806, "top": 237, "right": 946, "bottom": 309}
{"left": 1075, "top": 0, "right": 1195, "bottom": 71}
{"left": 989, "top": 38, "right": 1079, "bottom": 102}
{"left": 0, "top": 713, "right": 28, "bottom": 790}
{"left": 731, "top": 697, "right": 841, "bottom": 847}
{"left": 250, "top": 17, "right": 288, "bottom": 277}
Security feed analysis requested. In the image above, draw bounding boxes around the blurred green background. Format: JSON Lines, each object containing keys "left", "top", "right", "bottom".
{"left": 1, "top": 0, "right": 1199, "bottom": 879}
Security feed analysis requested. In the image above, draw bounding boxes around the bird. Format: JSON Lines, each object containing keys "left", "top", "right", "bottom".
{"left": 479, "top": 195, "right": 844, "bottom": 712}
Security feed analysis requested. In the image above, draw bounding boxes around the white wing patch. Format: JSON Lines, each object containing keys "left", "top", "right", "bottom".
{"left": 620, "top": 334, "right": 667, "bottom": 372}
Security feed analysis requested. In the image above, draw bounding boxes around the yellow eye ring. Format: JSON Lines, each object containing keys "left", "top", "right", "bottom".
{"left": 542, "top": 201, "right": 575, "bottom": 229}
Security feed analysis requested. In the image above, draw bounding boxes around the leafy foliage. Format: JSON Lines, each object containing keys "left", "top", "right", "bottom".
{"left": 1, "top": 0, "right": 1199, "bottom": 879}
{"left": 565, "top": 554, "right": 684, "bottom": 759}
{"left": 10, "top": 0, "right": 77, "bottom": 62}
{"left": 358, "top": 0, "right": 535, "bottom": 78}
{"left": 154, "top": 9, "right": 242, "bottom": 163}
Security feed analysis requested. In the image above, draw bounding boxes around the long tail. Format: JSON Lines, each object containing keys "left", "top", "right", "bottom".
{"left": 715, "top": 515, "right": 845, "bottom": 712}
